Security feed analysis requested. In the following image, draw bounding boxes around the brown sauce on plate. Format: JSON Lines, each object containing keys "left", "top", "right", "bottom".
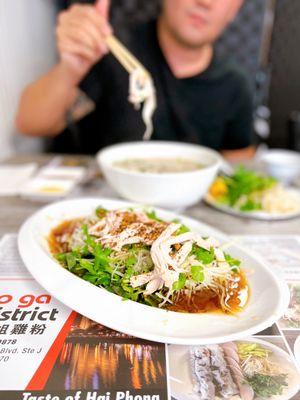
{"left": 48, "top": 219, "right": 83, "bottom": 255}
{"left": 167, "top": 271, "right": 249, "bottom": 314}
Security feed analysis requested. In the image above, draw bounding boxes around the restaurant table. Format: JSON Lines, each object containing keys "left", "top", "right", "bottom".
{"left": 1, "top": 153, "right": 299, "bottom": 238}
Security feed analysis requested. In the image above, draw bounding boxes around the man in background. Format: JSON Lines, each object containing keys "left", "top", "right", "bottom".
{"left": 16, "top": 0, "right": 255, "bottom": 160}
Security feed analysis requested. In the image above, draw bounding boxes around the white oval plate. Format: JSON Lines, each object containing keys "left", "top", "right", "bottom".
{"left": 294, "top": 335, "right": 300, "bottom": 370}
{"left": 205, "top": 188, "right": 300, "bottom": 221}
{"left": 169, "top": 338, "right": 300, "bottom": 400}
{"left": 18, "top": 198, "right": 289, "bottom": 345}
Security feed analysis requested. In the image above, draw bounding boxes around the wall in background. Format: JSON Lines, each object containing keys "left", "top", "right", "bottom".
{"left": 0, "top": 0, "right": 57, "bottom": 160}
{"left": 216, "top": 0, "right": 266, "bottom": 99}
{"left": 269, "top": 0, "right": 300, "bottom": 148}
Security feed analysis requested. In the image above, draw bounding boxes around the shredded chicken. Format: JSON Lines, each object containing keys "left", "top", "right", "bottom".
{"left": 88, "top": 210, "right": 232, "bottom": 301}
{"left": 130, "top": 223, "right": 224, "bottom": 295}
{"left": 260, "top": 184, "right": 300, "bottom": 214}
{"left": 89, "top": 210, "right": 167, "bottom": 251}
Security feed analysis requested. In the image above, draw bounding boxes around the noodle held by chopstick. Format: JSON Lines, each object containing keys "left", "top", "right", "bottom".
{"left": 129, "top": 69, "right": 157, "bottom": 140}
{"left": 106, "top": 35, "right": 157, "bottom": 140}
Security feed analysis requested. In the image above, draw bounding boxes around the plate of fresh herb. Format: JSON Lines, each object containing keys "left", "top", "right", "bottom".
{"left": 205, "top": 166, "right": 300, "bottom": 220}
{"left": 169, "top": 338, "right": 300, "bottom": 400}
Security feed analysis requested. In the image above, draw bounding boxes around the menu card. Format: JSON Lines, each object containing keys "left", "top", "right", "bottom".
{"left": 0, "top": 234, "right": 299, "bottom": 400}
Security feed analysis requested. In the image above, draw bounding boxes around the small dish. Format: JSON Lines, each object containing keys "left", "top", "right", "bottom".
{"left": 19, "top": 177, "right": 75, "bottom": 201}
{"left": 259, "top": 149, "right": 300, "bottom": 184}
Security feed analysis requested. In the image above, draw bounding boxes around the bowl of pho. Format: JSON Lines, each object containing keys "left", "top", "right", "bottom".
{"left": 97, "top": 141, "right": 221, "bottom": 209}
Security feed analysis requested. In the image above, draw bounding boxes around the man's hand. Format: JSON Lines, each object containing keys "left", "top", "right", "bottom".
{"left": 16, "top": 0, "right": 113, "bottom": 137}
{"left": 56, "top": 0, "right": 112, "bottom": 82}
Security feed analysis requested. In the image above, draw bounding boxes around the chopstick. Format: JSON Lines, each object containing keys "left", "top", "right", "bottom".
{"left": 106, "top": 35, "right": 150, "bottom": 77}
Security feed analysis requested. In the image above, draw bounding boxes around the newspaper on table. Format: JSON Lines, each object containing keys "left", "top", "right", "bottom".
{"left": 0, "top": 234, "right": 299, "bottom": 400}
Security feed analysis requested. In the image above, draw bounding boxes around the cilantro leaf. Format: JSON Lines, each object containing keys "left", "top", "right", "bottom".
{"left": 223, "top": 166, "right": 277, "bottom": 207}
{"left": 193, "top": 245, "right": 215, "bottom": 265}
{"left": 240, "top": 199, "right": 262, "bottom": 212}
{"left": 224, "top": 253, "right": 241, "bottom": 267}
{"left": 191, "top": 265, "right": 205, "bottom": 282}
{"left": 79, "top": 259, "right": 96, "bottom": 274}
{"left": 146, "top": 210, "right": 163, "bottom": 222}
{"left": 172, "top": 273, "right": 187, "bottom": 291}
{"left": 124, "top": 256, "right": 137, "bottom": 267}
{"left": 66, "top": 253, "right": 77, "bottom": 269}
{"left": 176, "top": 225, "right": 190, "bottom": 235}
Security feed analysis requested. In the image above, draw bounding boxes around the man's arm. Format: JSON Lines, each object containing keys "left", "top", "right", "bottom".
{"left": 16, "top": 62, "right": 79, "bottom": 137}
{"left": 222, "top": 146, "right": 256, "bottom": 162}
{"left": 16, "top": 0, "right": 111, "bottom": 137}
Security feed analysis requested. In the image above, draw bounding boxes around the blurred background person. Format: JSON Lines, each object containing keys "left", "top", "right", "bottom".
{"left": 16, "top": 0, "right": 255, "bottom": 161}
{"left": 0, "top": 0, "right": 57, "bottom": 161}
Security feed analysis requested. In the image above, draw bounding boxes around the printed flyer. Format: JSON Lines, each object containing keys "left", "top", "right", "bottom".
{"left": 0, "top": 279, "right": 167, "bottom": 400}
{"left": 0, "top": 234, "right": 300, "bottom": 400}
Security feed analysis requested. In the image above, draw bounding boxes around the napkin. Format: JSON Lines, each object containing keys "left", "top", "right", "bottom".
{"left": 0, "top": 163, "right": 37, "bottom": 195}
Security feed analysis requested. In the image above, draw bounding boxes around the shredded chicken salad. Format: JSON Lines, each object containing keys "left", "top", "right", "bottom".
{"left": 49, "top": 207, "right": 249, "bottom": 314}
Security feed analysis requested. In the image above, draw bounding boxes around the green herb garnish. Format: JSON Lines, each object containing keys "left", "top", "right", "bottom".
{"left": 217, "top": 166, "right": 277, "bottom": 212}
{"left": 193, "top": 245, "right": 215, "bottom": 265}
{"left": 246, "top": 373, "right": 288, "bottom": 398}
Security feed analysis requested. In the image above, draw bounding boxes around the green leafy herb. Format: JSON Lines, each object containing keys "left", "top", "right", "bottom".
{"left": 193, "top": 245, "right": 215, "bottom": 265}
{"left": 176, "top": 224, "right": 190, "bottom": 235}
{"left": 191, "top": 265, "right": 204, "bottom": 282}
{"left": 146, "top": 210, "right": 162, "bottom": 222}
{"left": 224, "top": 253, "right": 241, "bottom": 273}
{"left": 221, "top": 166, "right": 277, "bottom": 210}
{"left": 124, "top": 256, "right": 137, "bottom": 267}
{"left": 54, "top": 223, "right": 161, "bottom": 307}
{"left": 173, "top": 273, "right": 187, "bottom": 291}
{"left": 240, "top": 199, "right": 262, "bottom": 212}
{"left": 246, "top": 373, "right": 288, "bottom": 398}
{"left": 224, "top": 253, "right": 241, "bottom": 266}
{"left": 56, "top": 253, "right": 66, "bottom": 263}
{"left": 79, "top": 259, "right": 96, "bottom": 274}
